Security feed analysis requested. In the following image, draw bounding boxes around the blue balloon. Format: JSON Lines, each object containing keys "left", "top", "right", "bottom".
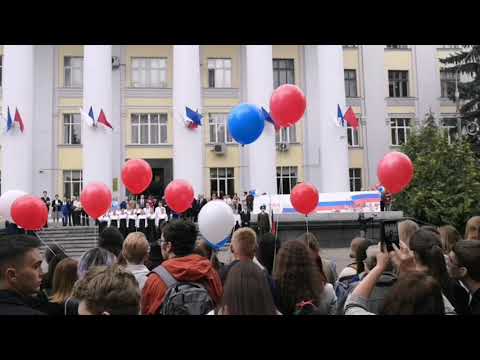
{"left": 228, "top": 103, "right": 265, "bottom": 145}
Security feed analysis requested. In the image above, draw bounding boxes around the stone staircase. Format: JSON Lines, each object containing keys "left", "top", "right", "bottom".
{"left": 36, "top": 226, "right": 99, "bottom": 260}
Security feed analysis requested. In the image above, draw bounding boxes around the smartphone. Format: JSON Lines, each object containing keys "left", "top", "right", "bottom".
{"left": 380, "top": 220, "right": 400, "bottom": 252}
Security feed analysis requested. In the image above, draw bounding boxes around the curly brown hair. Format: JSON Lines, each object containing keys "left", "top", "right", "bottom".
{"left": 273, "top": 240, "right": 323, "bottom": 315}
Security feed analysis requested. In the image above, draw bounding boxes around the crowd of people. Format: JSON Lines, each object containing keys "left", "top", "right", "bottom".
{"left": 1, "top": 214, "right": 479, "bottom": 315}
{"left": 37, "top": 190, "right": 257, "bottom": 230}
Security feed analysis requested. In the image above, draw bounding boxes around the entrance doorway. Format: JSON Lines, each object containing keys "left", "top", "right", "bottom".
{"left": 125, "top": 158, "right": 173, "bottom": 200}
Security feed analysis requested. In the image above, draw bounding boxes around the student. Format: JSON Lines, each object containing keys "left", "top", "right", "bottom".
{"left": 121, "top": 232, "right": 150, "bottom": 290}
{"left": 73, "top": 265, "right": 140, "bottom": 315}
{"left": 45, "top": 258, "right": 78, "bottom": 315}
{"left": 398, "top": 219, "right": 419, "bottom": 249}
{"left": 141, "top": 220, "right": 223, "bottom": 315}
{"left": 213, "top": 262, "right": 279, "bottom": 315}
{"left": 447, "top": 240, "right": 480, "bottom": 314}
{"left": 465, "top": 216, "right": 480, "bottom": 240}
{"left": 273, "top": 240, "right": 336, "bottom": 315}
{"left": 0, "top": 235, "right": 45, "bottom": 315}
{"left": 98, "top": 227, "right": 125, "bottom": 258}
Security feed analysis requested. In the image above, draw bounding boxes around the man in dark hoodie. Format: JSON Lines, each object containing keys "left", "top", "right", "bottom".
{"left": 0, "top": 234, "right": 45, "bottom": 315}
{"left": 141, "top": 220, "right": 223, "bottom": 315}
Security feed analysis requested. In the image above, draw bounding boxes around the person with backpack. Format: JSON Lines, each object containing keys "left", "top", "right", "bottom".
{"left": 141, "top": 220, "right": 223, "bottom": 315}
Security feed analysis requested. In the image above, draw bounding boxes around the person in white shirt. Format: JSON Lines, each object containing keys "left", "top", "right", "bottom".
{"left": 121, "top": 232, "right": 150, "bottom": 291}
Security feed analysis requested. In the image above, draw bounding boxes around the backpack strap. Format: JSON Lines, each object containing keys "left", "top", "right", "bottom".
{"left": 150, "top": 265, "right": 178, "bottom": 288}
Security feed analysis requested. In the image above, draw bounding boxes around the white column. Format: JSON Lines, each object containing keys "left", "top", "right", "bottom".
{"left": 304, "top": 45, "right": 349, "bottom": 192}
{"left": 82, "top": 45, "right": 113, "bottom": 189}
{"left": 317, "top": 45, "right": 349, "bottom": 192}
{"left": 1, "top": 45, "right": 34, "bottom": 194}
{"left": 172, "top": 45, "right": 203, "bottom": 195}
{"left": 414, "top": 45, "right": 441, "bottom": 120}
{"left": 245, "top": 45, "right": 276, "bottom": 195}
{"left": 362, "top": 45, "right": 388, "bottom": 187}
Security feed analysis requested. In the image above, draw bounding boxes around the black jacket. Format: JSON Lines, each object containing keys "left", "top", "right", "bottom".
{"left": 0, "top": 290, "right": 45, "bottom": 315}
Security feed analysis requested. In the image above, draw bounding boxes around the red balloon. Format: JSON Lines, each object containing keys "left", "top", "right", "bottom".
{"left": 11, "top": 195, "right": 48, "bottom": 231}
{"left": 377, "top": 152, "right": 414, "bottom": 195}
{"left": 290, "top": 183, "right": 319, "bottom": 216}
{"left": 270, "top": 84, "right": 307, "bottom": 128}
{"left": 80, "top": 182, "right": 112, "bottom": 220}
{"left": 165, "top": 179, "right": 194, "bottom": 214}
{"left": 121, "top": 159, "right": 153, "bottom": 195}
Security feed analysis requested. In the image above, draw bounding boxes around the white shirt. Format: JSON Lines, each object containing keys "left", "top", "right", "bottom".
{"left": 124, "top": 263, "right": 149, "bottom": 290}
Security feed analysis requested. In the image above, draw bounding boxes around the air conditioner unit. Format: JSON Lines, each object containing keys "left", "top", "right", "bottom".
{"left": 112, "top": 56, "right": 121, "bottom": 69}
{"left": 213, "top": 143, "right": 226, "bottom": 155}
{"left": 277, "top": 142, "right": 289, "bottom": 152}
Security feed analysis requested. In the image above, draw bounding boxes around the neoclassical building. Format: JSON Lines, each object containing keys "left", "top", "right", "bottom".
{"left": 0, "top": 45, "right": 462, "bottom": 200}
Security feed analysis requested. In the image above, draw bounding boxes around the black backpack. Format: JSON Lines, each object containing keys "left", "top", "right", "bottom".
{"left": 151, "top": 265, "right": 214, "bottom": 315}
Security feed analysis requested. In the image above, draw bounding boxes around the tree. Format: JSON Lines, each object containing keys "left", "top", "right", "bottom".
{"left": 392, "top": 122, "right": 480, "bottom": 234}
{"left": 440, "top": 45, "right": 480, "bottom": 123}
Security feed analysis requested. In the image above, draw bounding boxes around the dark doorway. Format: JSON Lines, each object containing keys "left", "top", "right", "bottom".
{"left": 125, "top": 158, "right": 173, "bottom": 200}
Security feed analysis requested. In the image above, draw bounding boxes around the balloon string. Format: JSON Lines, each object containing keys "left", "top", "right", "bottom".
{"left": 305, "top": 216, "right": 309, "bottom": 234}
{"left": 34, "top": 232, "right": 58, "bottom": 258}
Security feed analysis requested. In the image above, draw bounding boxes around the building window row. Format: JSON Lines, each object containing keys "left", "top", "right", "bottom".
{"left": 131, "top": 113, "right": 168, "bottom": 145}
{"left": 63, "top": 170, "right": 83, "bottom": 199}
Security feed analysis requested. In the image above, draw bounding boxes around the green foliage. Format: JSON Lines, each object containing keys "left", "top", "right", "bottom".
{"left": 392, "top": 124, "right": 480, "bottom": 234}
{"left": 439, "top": 45, "right": 480, "bottom": 122}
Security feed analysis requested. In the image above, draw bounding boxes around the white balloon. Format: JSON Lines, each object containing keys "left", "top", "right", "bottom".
{"left": 198, "top": 200, "right": 235, "bottom": 245}
{"left": 0, "top": 190, "right": 28, "bottom": 222}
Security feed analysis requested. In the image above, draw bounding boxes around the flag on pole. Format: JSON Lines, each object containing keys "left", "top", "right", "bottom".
{"left": 344, "top": 106, "right": 359, "bottom": 129}
{"left": 97, "top": 109, "right": 113, "bottom": 130}
{"left": 80, "top": 107, "right": 95, "bottom": 127}
{"left": 337, "top": 104, "right": 344, "bottom": 127}
{"left": 14, "top": 108, "right": 25, "bottom": 133}
{"left": 261, "top": 107, "right": 279, "bottom": 131}
{"left": 185, "top": 106, "right": 203, "bottom": 129}
{"left": 270, "top": 207, "right": 277, "bottom": 236}
{"left": 6, "top": 106, "right": 14, "bottom": 132}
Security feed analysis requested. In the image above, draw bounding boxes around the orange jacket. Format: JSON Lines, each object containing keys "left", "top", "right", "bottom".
{"left": 141, "top": 254, "right": 223, "bottom": 315}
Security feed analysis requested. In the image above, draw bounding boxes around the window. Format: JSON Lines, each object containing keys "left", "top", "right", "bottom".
{"left": 390, "top": 118, "right": 411, "bottom": 146}
{"left": 349, "top": 168, "right": 362, "bottom": 191}
{"left": 131, "top": 57, "right": 167, "bottom": 88}
{"left": 0, "top": 55, "right": 2, "bottom": 87}
{"left": 347, "top": 125, "right": 360, "bottom": 147}
{"left": 441, "top": 118, "right": 458, "bottom": 144}
{"left": 388, "top": 70, "right": 409, "bottom": 97}
{"left": 210, "top": 168, "right": 234, "bottom": 197}
{"left": 344, "top": 69, "right": 358, "bottom": 97}
{"left": 276, "top": 126, "right": 297, "bottom": 144}
{"left": 208, "top": 113, "right": 232, "bottom": 143}
{"left": 440, "top": 69, "right": 456, "bottom": 98}
{"left": 276, "top": 166, "right": 298, "bottom": 195}
{"left": 63, "top": 170, "right": 83, "bottom": 199}
{"left": 131, "top": 113, "right": 168, "bottom": 144}
{"left": 386, "top": 45, "right": 408, "bottom": 49}
{"left": 63, "top": 114, "right": 81, "bottom": 145}
{"left": 273, "top": 59, "right": 295, "bottom": 88}
{"left": 208, "top": 58, "right": 231, "bottom": 88}
{"left": 64, "top": 56, "right": 83, "bottom": 88}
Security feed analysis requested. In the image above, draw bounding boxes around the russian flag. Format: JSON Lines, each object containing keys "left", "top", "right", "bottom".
{"left": 6, "top": 106, "right": 13, "bottom": 132}
{"left": 14, "top": 108, "right": 25, "bottom": 133}
{"left": 97, "top": 109, "right": 113, "bottom": 130}
{"left": 344, "top": 106, "right": 359, "bottom": 129}
{"left": 81, "top": 106, "right": 95, "bottom": 127}
{"left": 337, "top": 104, "right": 344, "bottom": 127}
{"left": 185, "top": 106, "right": 203, "bottom": 129}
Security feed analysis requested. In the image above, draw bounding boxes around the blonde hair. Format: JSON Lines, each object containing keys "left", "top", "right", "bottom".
{"left": 439, "top": 225, "right": 462, "bottom": 254}
{"left": 50, "top": 258, "right": 78, "bottom": 304}
{"left": 465, "top": 216, "right": 480, "bottom": 240}
{"left": 232, "top": 228, "right": 257, "bottom": 259}
{"left": 122, "top": 232, "right": 149, "bottom": 265}
{"left": 399, "top": 220, "right": 419, "bottom": 248}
